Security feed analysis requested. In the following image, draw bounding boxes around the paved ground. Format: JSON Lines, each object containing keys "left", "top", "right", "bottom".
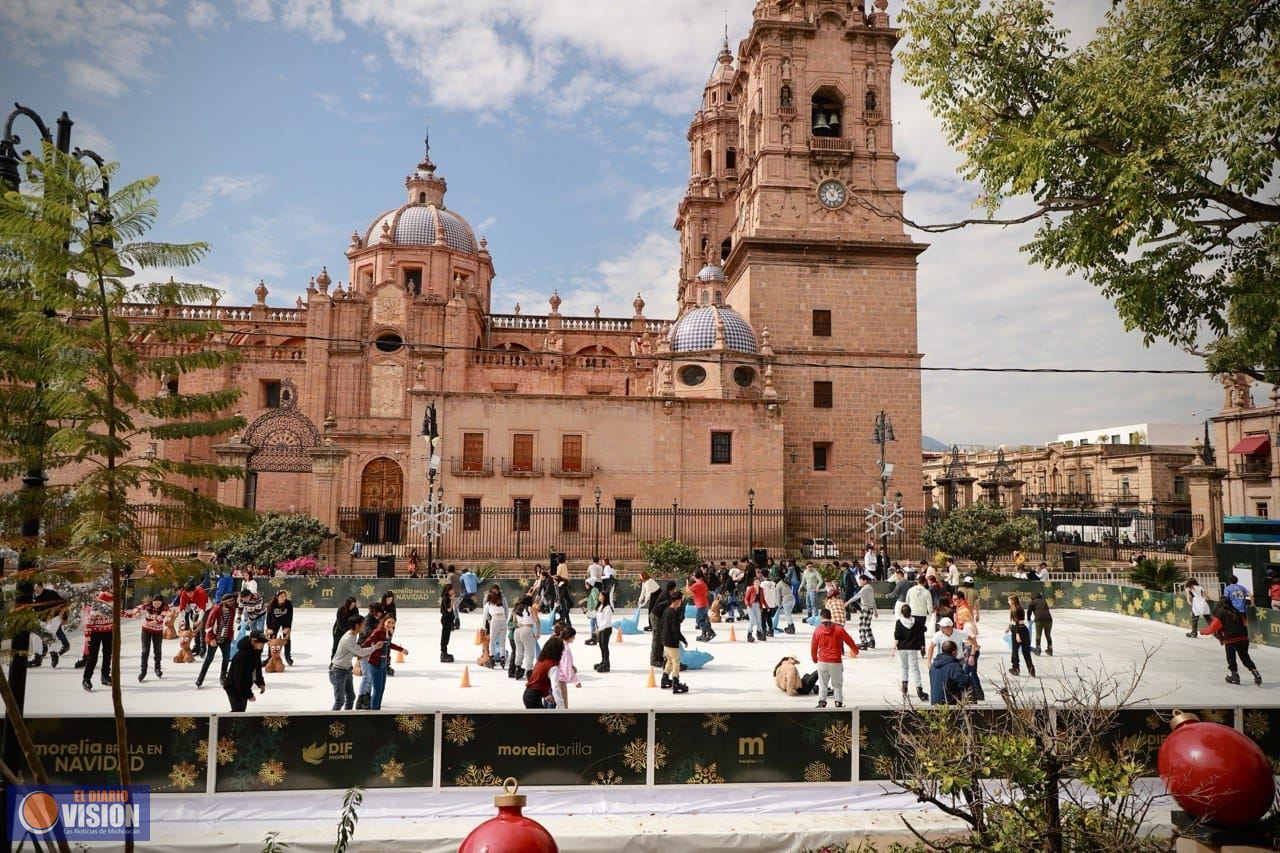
{"left": 23, "top": 606, "right": 1279, "bottom": 715}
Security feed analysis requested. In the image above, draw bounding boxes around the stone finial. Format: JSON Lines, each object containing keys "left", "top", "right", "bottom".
{"left": 549, "top": 290, "right": 562, "bottom": 314}
{"left": 713, "top": 312, "right": 727, "bottom": 350}
{"left": 295, "top": 296, "right": 304, "bottom": 309}
{"left": 633, "top": 292, "right": 646, "bottom": 316}
{"left": 380, "top": 221, "right": 393, "bottom": 243}
{"left": 332, "top": 280, "right": 346, "bottom": 298}
{"left": 210, "top": 292, "right": 220, "bottom": 307}
{"left": 452, "top": 274, "right": 465, "bottom": 300}
{"left": 254, "top": 279, "right": 268, "bottom": 304}
{"left": 593, "top": 305, "right": 601, "bottom": 318}
{"left": 763, "top": 364, "right": 778, "bottom": 399}
{"left": 875, "top": 0, "right": 888, "bottom": 9}
{"left": 513, "top": 302, "right": 522, "bottom": 316}
{"left": 760, "top": 327, "right": 774, "bottom": 358}
{"left": 307, "top": 276, "right": 317, "bottom": 293}
{"left": 316, "top": 266, "right": 331, "bottom": 293}
{"left": 434, "top": 213, "right": 448, "bottom": 246}
{"left": 349, "top": 231, "right": 361, "bottom": 249}
{"left": 479, "top": 236, "right": 489, "bottom": 253}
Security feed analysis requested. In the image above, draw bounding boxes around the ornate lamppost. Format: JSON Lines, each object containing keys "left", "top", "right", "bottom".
{"left": 746, "top": 488, "right": 755, "bottom": 566}
{"left": 593, "top": 485, "right": 601, "bottom": 559}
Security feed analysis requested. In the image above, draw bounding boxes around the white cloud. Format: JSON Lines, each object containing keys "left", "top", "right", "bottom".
{"left": 233, "top": 0, "right": 343, "bottom": 41}
{"left": 233, "top": 0, "right": 272, "bottom": 23}
{"left": 65, "top": 61, "right": 127, "bottom": 99}
{"left": 173, "top": 175, "right": 269, "bottom": 225}
{"left": 186, "top": 0, "right": 219, "bottom": 30}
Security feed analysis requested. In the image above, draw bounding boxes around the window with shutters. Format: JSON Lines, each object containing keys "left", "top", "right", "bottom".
{"left": 614, "top": 498, "right": 633, "bottom": 533}
{"left": 813, "top": 381, "right": 833, "bottom": 409}
{"left": 512, "top": 498, "right": 531, "bottom": 531}
{"left": 462, "top": 433, "right": 484, "bottom": 471}
{"left": 512, "top": 433, "right": 534, "bottom": 472}
{"left": 711, "top": 431, "right": 732, "bottom": 464}
{"left": 462, "top": 498, "right": 481, "bottom": 531}
{"left": 812, "top": 309, "right": 832, "bottom": 337}
{"left": 562, "top": 498, "right": 580, "bottom": 533}
{"left": 561, "top": 435, "right": 583, "bottom": 472}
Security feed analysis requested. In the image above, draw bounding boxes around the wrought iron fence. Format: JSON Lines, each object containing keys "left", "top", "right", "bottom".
{"left": 336, "top": 505, "right": 1202, "bottom": 565}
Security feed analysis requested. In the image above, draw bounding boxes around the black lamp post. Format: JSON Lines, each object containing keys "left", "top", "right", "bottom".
{"left": 593, "top": 486, "right": 601, "bottom": 559}
{"left": 746, "top": 488, "right": 755, "bottom": 566}
{"left": 421, "top": 400, "right": 439, "bottom": 572}
{"left": 871, "top": 410, "right": 896, "bottom": 560}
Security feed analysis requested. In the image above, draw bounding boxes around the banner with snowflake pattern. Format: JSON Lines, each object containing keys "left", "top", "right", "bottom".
{"left": 212, "top": 712, "right": 433, "bottom": 792}
{"left": 441, "top": 712, "right": 646, "bottom": 787}
{"left": 27, "top": 716, "right": 209, "bottom": 793}
{"left": 653, "top": 711, "right": 854, "bottom": 785}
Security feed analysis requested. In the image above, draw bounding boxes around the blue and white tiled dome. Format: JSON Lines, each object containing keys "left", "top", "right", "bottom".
{"left": 364, "top": 204, "right": 478, "bottom": 254}
{"left": 696, "top": 263, "right": 727, "bottom": 283}
{"left": 669, "top": 304, "right": 758, "bottom": 354}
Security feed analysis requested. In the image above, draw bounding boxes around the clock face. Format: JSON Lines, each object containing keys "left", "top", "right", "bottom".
{"left": 818, "top": 179, "right": 847, "bottom": 209}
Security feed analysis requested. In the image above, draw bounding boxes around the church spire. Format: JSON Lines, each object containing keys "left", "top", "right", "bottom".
{"left": 406, "top": 127, "right": 447, "bottom": 206}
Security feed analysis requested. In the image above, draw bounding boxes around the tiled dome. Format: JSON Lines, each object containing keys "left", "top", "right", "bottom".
{"left": 696, "top": 264, "right": 727, "bottom": 283}
{"left": 669, "top": 305, "right": 758, "bottom": 354}
{"left": 364, "top": 204, "right": 477, "bottom": 254}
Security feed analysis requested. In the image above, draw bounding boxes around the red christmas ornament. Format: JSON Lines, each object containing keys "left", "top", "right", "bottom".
{"left": 458, "top": 778, "right": 559, "bottom": 853}
{"left": 1157, "top": 710, "right": 1276, "bottom": 827}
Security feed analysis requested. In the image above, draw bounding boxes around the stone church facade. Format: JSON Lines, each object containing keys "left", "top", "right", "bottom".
{"left": 90, "top": 1, "right": 925, "bottom": 553}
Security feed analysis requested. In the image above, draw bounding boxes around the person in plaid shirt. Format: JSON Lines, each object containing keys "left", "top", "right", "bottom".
{"left": 824, "top": 584, "right": 847, "bottom": 626}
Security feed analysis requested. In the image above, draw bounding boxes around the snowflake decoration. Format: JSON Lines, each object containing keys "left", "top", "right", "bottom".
{"left": 598, "top": 713, "right": 637, "bottom": 735}
{"left": 591, "top": 770, "right": 622, "bottom": 786}
{"left": 263, "top": 716, "right": 289, "bottom": 731}
{"left": 978, "top": 588, "right": 993, "bottom": 602}
{"left": 168, "top": 761, "right": 198, "bottom": 791}
{"left": 303, "top": 598, "right": 315, "bottom": 608}
{"left": 701, "top": 713, "right": 730, "bottom": 736}
{"left": 360, "top": 583, "right": 376, "bottom": 599}
{"left": 623, "top": 739, "right": 648, "bottom": 773}
{"left": 1070, "top": 579, "right": 1083, "bottom": 589}
{"left": 687, "top": 762, "right": 724, "bottom": 784}
{"left": 823, "top": 721, "right": 852, "bottom": 758}
{"left": 397, "top": 714, "right": 427, "bottom": 737}
{"left": 1071, "top": 597, "right": 1084, "bottom": 608}
{"left": 1145, "top": 713, "right": 1162, "bottom": 731}
{"left": 306, "top": 576, "right": 319, "bottom": 588}
{"left": 1164, "top": 612, "right": 1176, "bottom": 625}
{"left": 804, "top": 761, "right": 832, "bottom": 783}
{"left": 1200, "top": 709, "right": 1227, "bottom": 725}
{"left": 454, "top": 764, "right": 501, "bottom": 787}
{"left": 445, "top": 717, "right": 476, "bottom": 746}
{"left": 1244, "top": 711, "right": 1270, "bottom": 740}
{"left": 216, "top": 737, "right": 237, "bottom": 766}
{"left": 258, "top": 760, "right": 285, "bottom": 787}
{"left": 380, "top": 758, "right": 404, "bottom": 784}
{"left": 871, "top": 755, "right": 893, "bottom": 778}
{"left": 171, "top": 717, "right": 197, "bottom": 735}
{"left": 195, "top": 739, "right": 208, "bottom": 764}
{"left": 410, "top": 500, "right": 454, "bottom": 540}
{"left": 329, "top": 721, "right": 346, "bottom": 739}
{"left": 858, "top": 726, "right": 869, "bottom": 751}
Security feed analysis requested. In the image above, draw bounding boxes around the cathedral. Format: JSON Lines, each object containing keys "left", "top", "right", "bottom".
{"left": 122, "top": 0, "right": 924, "bottom": 552}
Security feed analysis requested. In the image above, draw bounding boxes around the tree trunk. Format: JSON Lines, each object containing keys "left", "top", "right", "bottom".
{"left": 0, "top": 669, "right": 72, "bottom": 853}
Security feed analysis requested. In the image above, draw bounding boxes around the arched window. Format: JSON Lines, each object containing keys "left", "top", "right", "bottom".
{"left": 417, "top": 191, "right": 426, "bottom": 203}
{"left": 726, "top": 148, "right": 736, "bottom": 170}
{"left": 811, "top": 88, "right": 843, "bottom": 138}
{"left": 720, "top": 237, "right": 731, "bottom": 261}
{"left": 701, "top": 149, "right": 713, "bottom": 176}
{"left": 865, "top": 88, "right": 878, "bottom": 112}
{"left": 780, "top": 84, "right": 793, "bottom": 109}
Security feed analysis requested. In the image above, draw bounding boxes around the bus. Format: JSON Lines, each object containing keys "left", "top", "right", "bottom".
{"left": 1224, "top": 516, "right": 1280, "bottom": 545}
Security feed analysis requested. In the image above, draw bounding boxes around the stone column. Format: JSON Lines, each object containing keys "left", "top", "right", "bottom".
{"left": 1181, "top": 448, "right": 1226, "bottom": 572}
{"left": 212, "top": 442, "right": 254, "bottom": 509}
{"left": 1001, "top": 480, "right": 1025, "bottom": 513}
{"left": 308, "top": 444, "right": 351, "bottom": 532}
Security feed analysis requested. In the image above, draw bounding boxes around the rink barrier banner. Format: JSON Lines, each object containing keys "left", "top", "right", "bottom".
{"left": 26, "top": 716, "right": 210, "bottom": 793}
{"left": 213, "top": 712, "right": 434, "bottom": 792}
{"left": 653, "top": 710, "right": 854, "bottom": 785}
{"left": 440, "top": 712, "right": 647, "bottom": 787}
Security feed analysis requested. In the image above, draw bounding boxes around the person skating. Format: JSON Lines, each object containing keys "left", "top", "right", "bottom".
{"left": 128, "top": 593, "right": 170, "bottom": 682}
{"left": 439, "top": 585, "right": 457, "bottom": 663}
{"left": 688, "top": 569, "right": 714, "bottom": 642}
{"left": 594, "top": 587, "right": 614, "bottom": 673}
{"left": 810, "top": 607, "right": 858, "bottom": 708}
{"left": 637, "top": 571, "right": 660, "bottom": 630}
{"left": 853, "top": 575, "right": 877, "bottom": 649}
{"left": 266, "top": 589, "right": 294, "bottom": 666}
{"left": 523, "top": 636, "right": 567, "bottom": 709}
{"left": 760, "top": 573, "right": 779, "bottom": 638}
{"left": 777, "top": 575, "right": 797, "bottom": 634}
{"left": 361, "top": 615, "right": 407, "bottom": 710}
{"left": 331, "top": 597, "right": 359, "bottom": 658}
{"left": 802, "top": 563, "right": 824, "bottom": 618}
{"left": 511, "top": 596, "right": 539, "bottom": 680}
{"left": 660, "top": 589, "right": 690, "bottom": 693}
{"left": 556, "top": 626, "right": 582, "bottom": 708}
{"left": 1184, "top": 579, "right": 1211, "bottom": 637}
{"left": 224, "top": 631, "right": 267, "bottom": 712}
{"left": 80, "top": 587, "right": 115, "bottom": 692}
{"left": 483, "top": 587, "right": 508, "bottom": 669}
{"left": 235, "top": 587, "right": 266, "bottom": 645}
{"left": 649, "top": 580, "right": 677, "bottom": 666}
{"left": 1027, "top": 591, "right": 1053, "bottom": 656}
{"left": 177, "top": 579, "right": 210, "bottom": 657}
{"left": 1201, "top": 601, "right": 1263, "bottom": 686}
{"left": 929, "top": 640, "right": 970, "bottom": 705}
{"left": 196, "top": 593, "right": 238, "bottom": 689}
{"left": 1006, "top": 594, "right": 1036, "bottom": 677}
{"left": 25, "top": 580, "right": 70, "bottom": 668}
{"left": 892, "top": 604, "right": 929, "bottom": 702}
{"left": 330, "top": 614, "right": 375, "bottom": 710}
{"left": 906, "top": 575, "right": 932, "bottom": 632}
{"left": 744, "top": 576, "right": 765, "bottom": 642}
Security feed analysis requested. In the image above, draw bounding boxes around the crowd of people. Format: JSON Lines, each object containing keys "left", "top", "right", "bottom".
{"left": 12, "top": 553, "right": 1270, "bottom": 713}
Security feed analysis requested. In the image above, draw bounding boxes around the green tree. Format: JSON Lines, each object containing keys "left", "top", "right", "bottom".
{"left": 1127, "top": 557, "right": 1188, "bottom": 592}
{"left": 922, "top": 502, "right": 1039, "bottom": 569}
{"left": 0, "top": 145, "right": 247, "bottom": 847}
{"left": 213, "top": 513, "right": 333, "bottom": 571}
{"left": 898, "top": 0, "right": 1280, "bottom": 381}
{"left": 638, "top": 537, "right": 700, "bottom": 576}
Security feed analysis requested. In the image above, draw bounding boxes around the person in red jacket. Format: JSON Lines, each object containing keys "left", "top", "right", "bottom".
{"left": 360, "top": 615, "right": 408, "bottom": 710}
{"left": 1201, "top": 601, "right": 1263, "bottom": 686}
{"left": 81, "top": 588, "right": 115, "bottom": 692}
{"left": 810, "top": 607, "right": 858, "bottom": 708}
{"left": 128, "top": 593, "right": 170, "bottom": 682}
{"left": 178, "top": 579, "right": 209, "bottom": 656}
{"left": 197, "top": 594, "right": 238, "bottom": 689}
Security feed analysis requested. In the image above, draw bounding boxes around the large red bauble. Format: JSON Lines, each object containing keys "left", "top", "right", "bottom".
{"left": 1157, "top": 713, "right": 1275, "bottom": 826}
{"left": 458, "top": 780, "right": 559, "bottom": 853}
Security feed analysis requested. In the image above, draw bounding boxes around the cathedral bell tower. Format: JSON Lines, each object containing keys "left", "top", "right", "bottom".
{"left": 713, "top": 0, "right": 926, "bottom": 509}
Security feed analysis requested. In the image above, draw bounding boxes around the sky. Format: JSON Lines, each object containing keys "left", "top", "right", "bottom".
{"left": 0, "top": 0, "right": 1234, "bottom": 446}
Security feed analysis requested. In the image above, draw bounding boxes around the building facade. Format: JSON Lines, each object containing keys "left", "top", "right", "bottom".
{"left": 48, "top": 1, "right": 924, "bottom": 555}
{"left": 1214, "top": 375, "right": 1280, "bottom": 519}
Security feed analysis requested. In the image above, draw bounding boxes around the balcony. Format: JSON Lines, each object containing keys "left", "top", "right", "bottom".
{"left": 551, "top": 458, "right": 595, "bottom": 479}
{"left": 864, "top": 108, "right": 884, "bottom": 122}
{"left": 1235, "top": 458, "right": 1272, "bottom": 477}
{"left": 450, "top": 456, "right": 494, "bottom": 477}
{"left": 501, "top": 457, "right": 544, "bottom": 477}
{"left": 808, "top": 136, "right": 854, "bottom": 153}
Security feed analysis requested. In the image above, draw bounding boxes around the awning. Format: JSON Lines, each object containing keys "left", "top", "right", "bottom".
{"left": 1228, "top": 434, "right": 1270, "bottom": 455}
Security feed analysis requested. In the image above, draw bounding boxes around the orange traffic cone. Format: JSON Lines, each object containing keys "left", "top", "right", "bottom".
{"left": 728, "top": 624, "right": 737, "bottom": 643}
{"left": 615, "top": 628, "right": 623, "bottom": 644}
{"left": 646, "top": 667, "right": 657, "bottom": 688}
{"left": 395, "top": 648, "right": 405, "bottom": 664}
{"left": 459, "top": 665, "right": 472, "bottom": 688}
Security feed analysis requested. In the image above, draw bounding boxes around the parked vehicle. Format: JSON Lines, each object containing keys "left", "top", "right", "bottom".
{"left": 801, "top": 538, "right": 840, "bottom": 558}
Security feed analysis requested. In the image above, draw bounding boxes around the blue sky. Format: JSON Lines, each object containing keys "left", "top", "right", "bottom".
{"left": 1, "top": 0, "right": 1235, "bottom": 445}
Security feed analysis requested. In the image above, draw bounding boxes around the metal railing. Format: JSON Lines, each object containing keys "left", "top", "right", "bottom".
{"left": 449, "top": 456, "right": 494, "bottom": 476}
{"left": 500, "top": 457, "right": 544, "bottom": 477}
{"left": 1235, "top": 459, "right": 1272, "bottom": 476}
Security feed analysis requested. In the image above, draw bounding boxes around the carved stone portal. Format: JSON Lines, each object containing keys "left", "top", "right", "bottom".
{"left": 372, "top": 286, "right": 406, "bottom": 327}
{"left": 370, "top": 362, "right": 404, "bottom": 418}
{"left": 242, "top": 380, "right": 323, "bottom": 472}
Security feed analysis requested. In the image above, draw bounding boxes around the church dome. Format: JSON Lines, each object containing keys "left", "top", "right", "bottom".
{"left": 696, "top": 263, "right": 727, "bottom": 283}
{"left": 669, "top": 304, "right": 758, "bottom": 354}
{"left": 363, "top": 204, "right": 478, "bottom": 254}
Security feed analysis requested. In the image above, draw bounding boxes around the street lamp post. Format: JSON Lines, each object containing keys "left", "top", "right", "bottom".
{"left": 871, "top": 410, "right": 897, "bottom": 566}
{"left": 746, "top": 488, "right": 755, "bottom": 567}
{"left": 593, "top": 486, "right": 602, "bottom": 560}
{"left": 671, "top": 500, "right": 678, "bottom": 541}
{"left": 893, "top": 491, "right": 903, "bottom": 562}
{"left": 421, "top": 401, "right": 440, "bottom": 573}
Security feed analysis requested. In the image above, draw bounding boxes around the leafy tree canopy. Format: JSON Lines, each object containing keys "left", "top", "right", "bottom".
{"left": 213, "top": 513, "right": 333, "bottom": 570}
{"left": 922, "top": 502, "right": 1039, "bottom": 568}
{"left": 638, "top": 537, "right": 701, "bottom": 576}
{"left": 899, "top": 0, "right": 1280, "bottom": 381}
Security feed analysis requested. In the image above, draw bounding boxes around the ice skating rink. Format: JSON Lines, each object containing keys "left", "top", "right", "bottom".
{"left": 24, "top": 606, "right": 1280, "bottom": 715}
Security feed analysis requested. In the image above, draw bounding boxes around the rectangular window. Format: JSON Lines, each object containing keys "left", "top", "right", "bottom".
{"left": 1067, "top": 474, "right": 1076, "bottom": 493}
{"left": 1173, "top": 475, "right": 1186, "bottom": 496}
{"left": 1083, "top": 471, "right": 1092, "bottom": 494}
{"left": 1121, "top": 477, "right": 1131, "bottom": 494}
{"left": 1256, "top": 502, "right": 1269, "bottom": 518}
{"left": 710, "top": 431, "right": 733, "bottom": 464}
{"left": 813, "top": 442, "right": 831, "bottom": 472}
{"left": 561, "top": 435, "right": 583, "bottom": 472}
{"left": 812, "top": 309, "right": 832, "bottom": 337}
{"left": 813, "top": 381, "right": 833, "bottom": 409}
{"left": 512, "top": 498, "right": 531, "bottom": 532}
{"left": 614, "top": 498, "right": 633, "bottom": 533}
{"left": 263, "top": 380, "right": 282, "bottom": 409}
{"left": 1128, "top": 431, "right": 1142, "bottom": 444}
{"left": 512, "top": 433, "right": 534, "bottom": 472}
{"left": 561, "top": 498, "right": 580, "bottom": 533}
{"left": 462, "top": 433, "right": 484, "bottom": 471}
{"left": 462, "top": 498, "right": 481, "bottom": 531}
{"left": 404, "top": 267, "right": 422, "bottom": 296}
